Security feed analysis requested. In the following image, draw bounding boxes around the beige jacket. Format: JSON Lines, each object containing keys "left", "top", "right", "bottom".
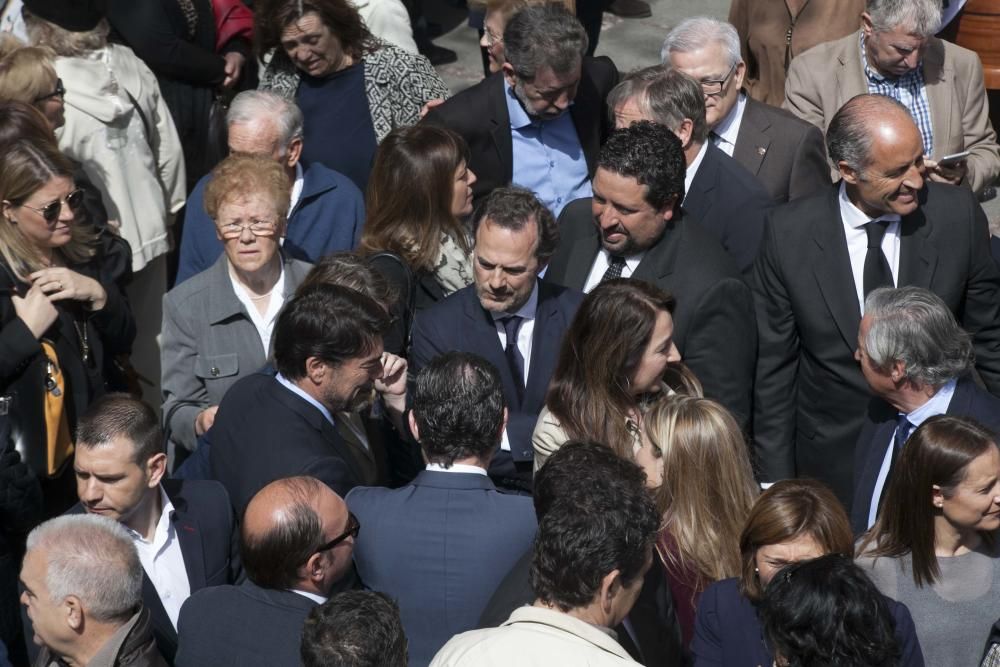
{"left": 531, "top": 406, "right": 641, "bottom": 473}
{"left": 784, "top": 32, "right": 1000, "bottom": 194}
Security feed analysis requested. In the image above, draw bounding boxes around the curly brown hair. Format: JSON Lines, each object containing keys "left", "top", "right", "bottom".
{"left": 254, "top": 0, "right": 374, "bottom": 62}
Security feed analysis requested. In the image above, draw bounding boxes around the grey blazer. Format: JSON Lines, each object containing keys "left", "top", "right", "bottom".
{"left": 160, "top": 253, "right": 312, "bottom": 451}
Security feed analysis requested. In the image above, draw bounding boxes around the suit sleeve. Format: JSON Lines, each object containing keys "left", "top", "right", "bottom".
{"left": 788, "top": 123, "right": 833, "bottom": 201}
{"left": 953, "top": 48, "right": 1000, "bottom": 194}
{"left": 160, "top": 291, "right": 209, "bottom": 452}
{"left": 682, "top": 278, "right": 756, "bottom": 432}
{"left": 958, "top": 190, "right": 1000, "bottom": 395}
{"left": 751, "top": 216, "right": 799, "bottom": 481}
{"left": 303, "top": 456, "right": 360, "bottom": 498}
{"left": 176, "top": 184, "right": 214, "bottom": 284}
{"left": 690, "top": 584, "right": 725, "bottom": 667}
{"left": 891, "top": 601, "right": 926, "bottom": 667}
{"left": 409, "top": 310, "right": 447, "bottom": 377}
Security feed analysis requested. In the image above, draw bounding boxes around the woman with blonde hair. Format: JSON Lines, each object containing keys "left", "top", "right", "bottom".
{"left": 634, "top": 395, "right": 758, "bottom": 649}
{"left": 0, "top": 43, "right": 64, "bottom": 129}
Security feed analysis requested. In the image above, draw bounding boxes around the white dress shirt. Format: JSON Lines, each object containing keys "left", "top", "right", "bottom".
{"left": 291, "top": 589, "right": 328, "bottom": 604}
{"left": 711, "top": 92, "right": 748, "bottom": 158}
{"left": 682, "top": 142, "right": 709, "bottom": 203}
{"left": 127, "top": 487, "right": 191, "bottom": 630}
{"left": 289, "top": 162, "right": 305, "bottom": 215}
{"left": 229, "top": 263, "right": 286, "bottom": 356}
{"left": 867, "top": 379, "right": 957, "bottom": 528}
{"left": 583, "top": 250, "right": 645, "bottom": 293}
{"left": 425, "top": 463, "right": 489, "bottom": 476}
{"left": 838, "top": 182, "right": 901, "bottom": 313}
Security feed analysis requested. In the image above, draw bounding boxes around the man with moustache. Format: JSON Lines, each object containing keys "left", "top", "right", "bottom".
{"left": 410, "top": 187, "right": 582, "bottom": 491}
{"left": 753, "top": 94, "right": 1000, "bottom": 509}
{"left": 545, "top": 121, "right": 756, "bottom": 430}
{"left": 209, "top": 284, "right": 408, "bottom": 514}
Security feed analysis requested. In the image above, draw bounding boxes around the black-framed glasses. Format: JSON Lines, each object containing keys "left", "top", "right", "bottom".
{"left": 35, "top": 78, "right": 66, "bottom": 103}
{"left": 315, "top": 512, "right": 360, "bottom": 554}
{"left": 20, "top": 189, "right": 85, "bottom": 223}
{"left": 217, "top": 219, "right": 279, "bottom": 240}
{"left": 700, "top": 62, "right": 737, "bottom": 97}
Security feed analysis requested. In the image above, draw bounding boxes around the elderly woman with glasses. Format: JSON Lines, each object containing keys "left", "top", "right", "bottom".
{"left": 0, "top": 139, "right": 135, "bottom": 512}
{"left": 161, "top": 154, "right": 313, "bottom": 459}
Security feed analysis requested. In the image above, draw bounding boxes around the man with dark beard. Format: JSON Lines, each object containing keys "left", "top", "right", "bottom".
{"left": 208, "top": 284, "right": 407, "bottom": 515}
{"left": 545, "top": 121, "right": 757, "bottom": 430}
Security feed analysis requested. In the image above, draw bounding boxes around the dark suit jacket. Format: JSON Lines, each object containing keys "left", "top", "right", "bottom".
{"left": 478, "top": 548, "right": 685, "bottom": 667}
{"left": 422, "top": 57, "right": 619, "bottom": 204}
{"left": 850, "top": 377, "right": 1000, "bottom": 534}
{"left": 174, "top": 581, "right": 316, "bottom": 667}
{"left": 547, "top": 200, "right": 757, "bottom": 429}
{"left": 409, "top": 281, "right": 583, "bottom": 477}
{"left": 753, "top": 183, "right": 1000, "bottom": 509}
{"left": 346, "top": 470, "right": 537, "bottom": 667}
{"left": 691, "top": 577, "right": 924, "bottom": 667}
{"left": 53, "top": 479, "right": 242, "bottom": 664}
{"left": 208, "top": 370, "right": 366, "bottom": 515}
{"left": 732, "top": 96, "right": 831, "bottom": 205}
{"left": 684, "top": 143, "right": 771, "bottom": 273}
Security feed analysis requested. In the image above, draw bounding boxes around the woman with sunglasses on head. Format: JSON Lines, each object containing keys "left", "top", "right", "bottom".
{"left": 0, "top": 139, "right": 135, "bottom": 514}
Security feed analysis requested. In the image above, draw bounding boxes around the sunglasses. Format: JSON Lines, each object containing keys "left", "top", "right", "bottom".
{"left": 314, "top": 512, "right": 360, "bottom": 554}
{"left": 35, "top": 78, "right": 66, "bottom": 103}
{"left": 20, "top": 189, "right": 85, "bottom": 224}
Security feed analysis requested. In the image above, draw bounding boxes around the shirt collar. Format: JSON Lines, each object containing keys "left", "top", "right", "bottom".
{"left": 713, "top": 91, "right": 747, "bottom": 147}
{"left": 123, "top": 486, "right": 173, "bottom": 544}
{"left": 289, "top": 162, "right": 305, "bottom": 214}
{"left": 838, "top": 181, "right": 902, "bottom": 229}
{"left": 906, "top": 378, "right": 958, "bottom": 425}
{"left": 275, "top": 372, "right": 336, "bottom": 426}
{"left": 683, "top": 142, "right": 709, "bottom": 197}
{"left": 290, "top": 589, "right": 328, "bottom": 604}
{"left": 425, "top": 463, "right": 489, "bottom": 476}
{"left": 504, "top": 78, "right": 573, "bottom": 130}
{"left": 489, "top": 280, "right": 540, "bottom": 322}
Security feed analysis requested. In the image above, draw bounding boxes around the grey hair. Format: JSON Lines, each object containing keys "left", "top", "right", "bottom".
{"left": 26, "top": 515, "right": 142, "bottom": 624}
{"left": 503, "top": 4, "right": 587, "bottom": 80}
{"left": 826, "top": 94, "right": 911, "bottom": 175}
{"left": 23, "top": 10, "right": 109, "bottom": 57}
{"left": 660, "top": 16, "right": 741, "bottom": 68}
{"left": 227, "top": 90, "right": 305, "bottom": 151}
{"left": 607, "top": 65, "right": 708, "bottom": 143}
{"left": 866, "top": 0, "right": 942, "bottom": 37}
{"left": 863, "top": 286, "right": 973, "bottom": 387}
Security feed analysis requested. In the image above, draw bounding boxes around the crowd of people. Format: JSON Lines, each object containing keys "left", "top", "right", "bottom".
{"left": 1, "top": 0, "right": 1000, "bottom": 664}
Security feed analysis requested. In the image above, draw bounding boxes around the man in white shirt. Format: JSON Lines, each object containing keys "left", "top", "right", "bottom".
{"left": 347, "top": 352, "right": 538, "bottom": 666}
{"left": 175, "top": 476, "right": 357, "bottom": 666}
{"left": 68, "top": 395, "right": 241, "bottom": 664}
{"left": 851, "top": 286, "right": 1000, "bottom": 533}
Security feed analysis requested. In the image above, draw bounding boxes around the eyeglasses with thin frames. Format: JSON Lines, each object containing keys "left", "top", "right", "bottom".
{"left": 700, "top": 62, "right": 738, "bottom": 97}
{"left": 217, "top": 219, "right": 279, "bottom": 240}
{"left": 19, "top": 189, "right": 85, "bottom": 224}
{"left": 35, "top": 78, "right": 66, "bottom": 104}
{"left": 314, "top": 512, "right": 360, "bottom": 554}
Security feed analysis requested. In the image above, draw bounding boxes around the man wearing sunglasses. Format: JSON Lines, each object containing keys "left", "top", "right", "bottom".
{"left": 175, "top": 476, "right": 357, "bottom": 667}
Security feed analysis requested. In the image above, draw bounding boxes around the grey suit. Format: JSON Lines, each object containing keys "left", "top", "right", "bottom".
{"left": 160, "top": 253, "right": 313, "bottom": 451}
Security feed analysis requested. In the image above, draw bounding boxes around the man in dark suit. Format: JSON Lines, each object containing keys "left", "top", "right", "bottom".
{"left": 546, "top": 122, "right": 757, "bottom": 429}
{"left": 663, "top": 16, "right": 831, "bottom": 204}
{"left": 175, "top": 476, "right": 358, "bottom": 666}
{"left": 410, "top": 188, "right": 583, "bottom": 491}
{"left": 753, "top": 94, "right": 1000, "bottom": 509}
{"left": 608, "top": 65, "right": 771, "bottom": 272}
{"left": 68, "top": 395, "right": 241, "bottom": 664}
{"left": 347, "top": 353, "right": 537, "bottom": 667}
{"left": 851, "top": 287, "right": 1000, "bottom": 534}
{"left": 208, "top": 285, "right": 409, "bottom": 515}
{"left": 423, "top": 4, "right": 617, "bottom": 216}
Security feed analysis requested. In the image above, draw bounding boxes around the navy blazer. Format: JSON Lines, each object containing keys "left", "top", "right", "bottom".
{"left": 851, "top": 376, "right": 1000, "bottom": 535}
{"left": 683, "top": 143, "right": 772, "bottom": 274}
{"left": 691, "top": 577, "right": 925, "bottom": 667}
{"left": 53, "top": 479, "right": 242, "bottom": 664}
{"left": 347, "top": 470, "right": 537, "bottom": 667}
{"left": 208, "top": 370, "right": 366, "bottom": 516}
{"left": 175, "top": 581, "right": 317, "bottom": 667}
{"left": 409, "top": 281, "right": 583, "bottom": 466}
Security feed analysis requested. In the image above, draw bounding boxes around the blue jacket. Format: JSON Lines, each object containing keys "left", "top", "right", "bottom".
{"left": 175, "top": 160, "right": 365, "bottom": 285}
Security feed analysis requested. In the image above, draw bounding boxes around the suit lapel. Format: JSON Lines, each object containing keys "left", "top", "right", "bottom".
{"left": 140, "top": 572, "right": 176, "bottom": 645}
{"left": 487, "top": 76, "right": 515, "bottom": 183}
{"left": 523, "top": 284, "right": 563, "bottom": 410}
{"left": 897, "top": 198, "right": 937, "bottom": 289}
{"left": 173, "top": 508, "right": 208, "bottom": 591}
{"left": 838, "top": 37, "right": 869, "bottom": 114}
{"left": 632, "top": 223, "right": 680, "bottom": 284}
{"left": 922, "top": 40, "right": 951, "bottom": 157}
{"left": 561, "top": 232, "right": 602, "bottom": 290}
{"left": 683, "top": 148, "right": 717, "bottom": 221}
{"left": 732, "top": 98, "right": 771, "bottom": 176}
{"left": 811, "top": 190, "right": 862, "bottom": 351}
{"left": 461, "top": 292, "right": 522, "bottom": 407}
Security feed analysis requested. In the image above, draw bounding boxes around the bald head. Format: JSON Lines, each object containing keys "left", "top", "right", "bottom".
{"left": 242, "top": 477, "right": 353, "bottom": 594}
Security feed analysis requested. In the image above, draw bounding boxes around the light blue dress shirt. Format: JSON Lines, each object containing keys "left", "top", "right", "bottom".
{"left": 504, "top": 80, "right": 591, "bottom": 217}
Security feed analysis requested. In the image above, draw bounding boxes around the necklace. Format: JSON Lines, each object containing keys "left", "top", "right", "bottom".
{"left": 72, "top": 319, "right": 90, "bottom": 365}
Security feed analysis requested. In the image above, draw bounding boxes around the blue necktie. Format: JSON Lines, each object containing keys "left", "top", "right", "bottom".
{"left": 878, "top": 415, "right": 914, "bottom": 515}
{"left": 501, "top": 315, "right": 524, "bottom": 408}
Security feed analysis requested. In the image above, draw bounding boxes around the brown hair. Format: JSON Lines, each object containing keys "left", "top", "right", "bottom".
{"left": 858, "top": 415, "right": 998, "bottom": 587}
{"left": 0, "top": 139, "right": 97, "bottom": 278}
{"left": 646, "top": 396, "right": 758, "bottom": 591}
{"left": 546, "top": 278, "right": 676, "bottom": 461}
{"left": 296, "top": 252, "right": 400, "bottom": 310}
{"left": 255, "top": 0, "right": 373, "bottom": 62}
{"left": 0, "top": 45, "right": 58, "bottom": 108}
{"left": 203, "top": 153, "right": 292, "bottom": 225}
{"left": 739, "top": 479, "right": 853, "bottom": 602}
{"left": 359, "top": 125, "right": 471, "bottom": 273}
{"left": 0, "top": 100, "right": 59, "bottom": 151}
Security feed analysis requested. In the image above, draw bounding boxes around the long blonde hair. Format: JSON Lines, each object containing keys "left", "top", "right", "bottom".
{"left": 645, "top": 395, "right": 758, "bottom": 588}
{"left": 0, "top": 140, "right": 96, "bottom": 279}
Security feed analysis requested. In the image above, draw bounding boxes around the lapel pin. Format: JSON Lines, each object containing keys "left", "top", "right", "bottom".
{"left": 757, "top": 146, "right": 767, "bottom": 156}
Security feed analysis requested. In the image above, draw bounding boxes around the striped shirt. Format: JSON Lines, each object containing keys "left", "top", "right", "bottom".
{"left": 860, "top": 32, "right": 934, "bottom": 156}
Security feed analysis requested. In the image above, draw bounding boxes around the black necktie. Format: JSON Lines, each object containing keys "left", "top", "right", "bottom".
{"left": 501, "top": 315, "right": 524, "bottom": 407}
{"left": 863, "top": 221, "right": 894, "bottom": 298}
{"left": 877, "top": 415, "right": 914, "bottom": 515}
{"left": 601, "top": 255, "right": 626, "bottom": 284}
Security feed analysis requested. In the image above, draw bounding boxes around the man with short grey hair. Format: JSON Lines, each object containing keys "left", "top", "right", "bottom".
{"left": 176, "top": 89, "right": 365, "bottom": 284}
{"left": 851, "top": 286, "right": 1000, "bottom": 533}
{"left": 662, "top": 16, "right": 829, "bottom": 205}
{"left": 424, "top": 4, "right": 618, "bottom": 216}
{"left": 608, "top": 65, "right": 770, "bottom": 272}
{"left": 20, "top": 514, "right": 166, "bottom": 666}
{"left": 784, "top": 0, "right": 1000, "bottom": 194}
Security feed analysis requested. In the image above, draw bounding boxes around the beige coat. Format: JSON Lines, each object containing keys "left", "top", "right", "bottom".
{"left": 531, "top": 406, "right": 641, "bottom": 473}
{"left": 784, "top": 32, "right": 1000, "bottom": 194}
